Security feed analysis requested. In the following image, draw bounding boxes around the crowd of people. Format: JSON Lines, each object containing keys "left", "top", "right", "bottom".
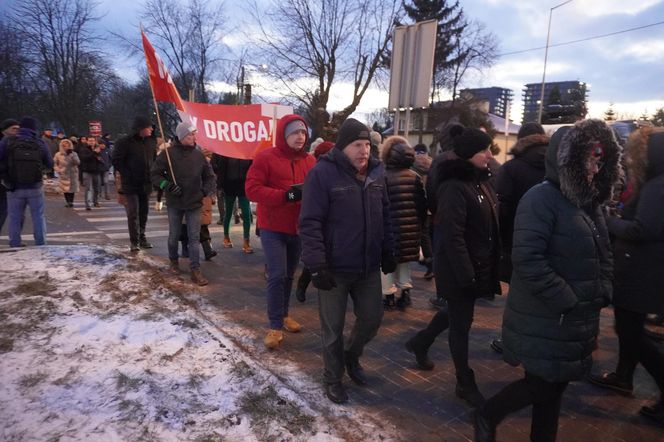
{"left": 0, "top": 112, "right": 663, "bottom": 441}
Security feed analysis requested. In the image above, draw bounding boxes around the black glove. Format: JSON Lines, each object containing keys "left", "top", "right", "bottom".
{"left": 285, "top": 185, "right": 302, "bottom": 202}
{"left": 381, "top": 251, "right": 397, "bottom": 275}
{"left": 311, "top": 268, "right": 337, "bottom": 291}
{"left": 167, "top": 182, "right": 183, "bottom": 196}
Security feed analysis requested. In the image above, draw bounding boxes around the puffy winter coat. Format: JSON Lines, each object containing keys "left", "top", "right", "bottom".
{"left": 609, "top": 128, "right": 664, "bottom": 315}
{"left": 381, "top": 137, "right": 426, "bottom": 263}
{"left": 245, "top": 114, "right": 316, "bottom": 235}
{"left": 299, "top": 148, "right": 394, "bottom": 275}
{"left": 53, "top": 145, "right": 80, "bottom": 193}
{"left": 496, "top": 133, "right": 549, "bottom": 281}
{"left": 502, "top": 120, "right": 620, "bottom": 383}
{"left": 112, "top": 133, "right": 156, "bottom": 194}
{"left": 432, "top": 156, "right": 501, "bottom": 300}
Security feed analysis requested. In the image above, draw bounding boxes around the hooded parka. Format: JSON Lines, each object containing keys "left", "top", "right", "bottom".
{"left": 501, "top": 119, "right": 620, "bottom": 383}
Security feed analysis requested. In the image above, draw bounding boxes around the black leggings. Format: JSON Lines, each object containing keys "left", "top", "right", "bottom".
{"left": 481, "top": 372, "right": 568, "bottom": 442}
{"left": 417, "top": 296, "right": 475, "bottom": 373}
{"left": 614, "top": 306, "right": 664, "bottom": 395}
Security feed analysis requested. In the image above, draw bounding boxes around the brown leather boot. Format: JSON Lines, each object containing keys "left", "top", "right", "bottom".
{"left": 190, "top": 269, "right": 208, "bottom": 286}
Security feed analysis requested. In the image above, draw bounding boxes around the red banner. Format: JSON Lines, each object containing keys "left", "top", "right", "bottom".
{"left": 141, "top": 30, "right": 294, "bottom": 159}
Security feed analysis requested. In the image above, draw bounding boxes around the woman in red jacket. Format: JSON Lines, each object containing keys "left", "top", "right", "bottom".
{"left": 245, "top": 114, "right": 316, "bottom": 349}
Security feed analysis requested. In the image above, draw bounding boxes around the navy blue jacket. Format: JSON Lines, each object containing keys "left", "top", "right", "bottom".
{"left": 299, "top": 148, "right": 394, "bottom": 275}
{"left": 0, "top": 128, "right": 53, "bottom": 189}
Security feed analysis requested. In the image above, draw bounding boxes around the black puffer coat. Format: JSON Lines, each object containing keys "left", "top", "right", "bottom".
{"left": 432, "top": 156, "right": 500, "bottom": 300}
{"left": 609, "top": 129, "right": 664, "bottom": 315}
{"left": 502, "top": 119, "right": 620, "bottom": 383}
{"left": 382, "top": 137, "right": 426, "bottom": 263}
{"left": 496, "top": 133, "right": 549, "bottom": 281}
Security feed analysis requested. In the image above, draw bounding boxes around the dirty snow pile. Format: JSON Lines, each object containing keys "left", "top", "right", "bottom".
{"left": 0, "top": 245, "right": 389, "bottom": 441}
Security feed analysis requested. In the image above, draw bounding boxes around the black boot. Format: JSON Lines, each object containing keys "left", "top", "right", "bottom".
{"left": 396, "top": 288, "right": 412, "bottom": 310}
{"left": 405, "top": 333, "right": 434, "bottom": 370}
{"left": 345, "top": 351, "right": 367, "bottom": 386}
{"left": 202, "top": 240, "right": 217, "bottom": 261}
{"left": 181, "top": 241, "right": 189, "bottom": 258}
{"left": 472, "top": 408, "right": 496, "bottom": 442}
{"left": 139, "top": 235, "right": 153, "bottom": 249}
{"left": 295, "top": 281, "right": 307, "bottom": 303}
{"left": 456, "top": 369, "right": 485, "bottom": 408}
{"left": 383, "top": 294, "right": 396, "bottom": 310}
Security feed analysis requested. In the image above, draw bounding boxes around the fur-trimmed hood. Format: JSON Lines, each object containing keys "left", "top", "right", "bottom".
{"left": 624, "top": 127, "right": 664, "bottom": 194}
{"left": 545, "top": 119, "right": 621, "bottom": 208}
{"left": 380, "top": 135, "right": 415, "bottom": 169}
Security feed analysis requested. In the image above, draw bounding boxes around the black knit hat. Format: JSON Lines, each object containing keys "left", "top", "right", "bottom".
{"left": 451, "top": 126, "right": 492, "bottom": 159}
{"left": 1, "top": 118, "right": 19, "bottom": 132}
{"left": 131, "top": 116, "right": 152, "bottom": 132}
{"left": 335, "top": 118, "right": 371, "bottom": 150}
{"left": 518, "top": 122, "right": 545, "bottom": 139}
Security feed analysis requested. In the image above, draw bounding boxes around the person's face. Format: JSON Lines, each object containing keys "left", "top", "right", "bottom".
{"left": 87, "top": 137, "right": 96, "bottom": 147}
{"left": 343, "top": 139, "right": 371, "bottom": 171}
{"left": 44, "top": 129, "right": 52, "bottom": 137}
{"left": 181, "top": 131, "right": 197, "bottom": 146}
{"left": 80, "top": 136, "right": 87, "bottom": 144}
{"left": 286, "top": 129, "right": 306, "bottom": 151}
{"left": 3, "top": 125, "right": 19, "bottom": 137}
{"left": 586, "top": 153, "right": 604, "bottom": 183}
{"left": 139, "top": 127, "right": 153, "bottom": 138}
{"left": 468, "top": 147, "right": 492, "bottom": 169}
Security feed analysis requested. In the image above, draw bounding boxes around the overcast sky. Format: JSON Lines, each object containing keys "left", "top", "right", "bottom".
{"left": 3, "top": 0, "right": 663, "bottom": 122}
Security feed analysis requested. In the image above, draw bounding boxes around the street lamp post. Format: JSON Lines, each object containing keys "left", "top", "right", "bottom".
{"left": 538, "top": 0, "right": 573, "bottom": 124}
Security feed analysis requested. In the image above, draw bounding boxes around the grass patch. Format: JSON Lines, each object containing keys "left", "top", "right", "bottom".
{"left": 14, "top": 274, "right": 58, "bottom": 298}
{"left": 0, "top": 336, "right": 13, "bottom": 353}
{"left": 230, "top": 360, "right": 255, "bottom": 380}
{"left": 18, "top": 371, "right": 48, "bottom": 389}
{"left": 238, "top": 385, "right": 314, "bottom": 436}
{"left": 172, "top": 318, "right": 199, "bottom": 329}
{"left": 52, "top": 367, "right": 78, "bottom": 387}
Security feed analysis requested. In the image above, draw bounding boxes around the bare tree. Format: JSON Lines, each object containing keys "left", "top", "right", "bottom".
{"left": 138, "top": 0, "right": 230, "bottom": 103}
{"left": 447, "top": 20, "right": 498, "bottom": 105}
{"left": 251, "top": 0, "right": 402, "bottom": 138}
{"left": 8, "top": 0, "right": 117, "bottom": 133}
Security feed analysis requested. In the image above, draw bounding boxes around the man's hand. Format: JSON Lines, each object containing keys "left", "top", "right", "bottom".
{"left": 167, "top": 182, "right": 182, "bottom": 196}
{"left": 285, "top": 185, "right": 302, "bottom": 202}
{"left": 311, "top": 268, "right": 337, "bottom": 291}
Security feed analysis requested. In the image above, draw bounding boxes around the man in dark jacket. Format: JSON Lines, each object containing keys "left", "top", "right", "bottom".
{"left": 151, "top": 121, "right": 216, "bottom": 286}
{"left": 78, "top": 137, "right": 104, "bottom": 210}
{"left": 112, "top": 116, "right": 157, "bottom": 252}
{"left": 299, "top": 118, "right": 396, "bottom": 404}
{"left": 0, "top": 117, "right": 53, "bottom": 247}
{"left": 473, "top": 120, "right": 620, "bottom": 442}
{"left": 0, "top": 118, "right": 20, "bottom": 234}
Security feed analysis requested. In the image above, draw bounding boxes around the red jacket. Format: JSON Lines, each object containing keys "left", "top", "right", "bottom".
{"left": 245, "top": 114, "right": 316, "bottom": 235}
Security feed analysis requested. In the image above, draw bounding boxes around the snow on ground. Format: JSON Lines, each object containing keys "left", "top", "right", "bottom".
{"left": 0, "top": 245, "right": 397, "bottom": 441}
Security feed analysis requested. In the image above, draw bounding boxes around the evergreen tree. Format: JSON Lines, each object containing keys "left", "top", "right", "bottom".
{"left": 402, "top": 0, "right": 466, "bottom": 103}
{"left": 652, "top": 107, "right": 664, "bottom": 127}
{"left": 604, "top": 102, "right": 616, "bottom": 122}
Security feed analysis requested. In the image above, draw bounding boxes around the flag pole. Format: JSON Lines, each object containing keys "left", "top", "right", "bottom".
{"left": 141, "top": 24, "right": 177, "bottom": 185}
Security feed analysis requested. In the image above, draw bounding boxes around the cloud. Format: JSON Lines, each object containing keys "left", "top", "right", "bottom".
{"left": 588, "top": 100, "right": 663, "bottom": 119}
{"left": 570, "top": 0, "right": 662, "bottom": 17}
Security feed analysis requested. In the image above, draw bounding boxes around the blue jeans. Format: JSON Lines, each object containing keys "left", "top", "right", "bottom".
{"left": 7, "top": 187, "right": 46, "bottom": 247}
{"left": 82, "top": 172, "right": 100, "bottom": 208}
{"left": 167, "top": 206, "right": 201, "bottom": 269}
{"left": 260, "top": 229, "right": 301, "bottom": 329}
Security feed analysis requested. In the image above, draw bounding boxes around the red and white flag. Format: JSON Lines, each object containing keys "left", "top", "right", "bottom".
{"left": 141, "top": 30, "right": 293, "bottom": 159}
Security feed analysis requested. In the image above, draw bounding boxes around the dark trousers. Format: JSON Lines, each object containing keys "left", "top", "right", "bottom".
{"left": 420, "top": 215, "right": 433, "bottom": 260}
{"left": 260, "top": 229, "right": 301, "bottom": 329}
{"left": 615, "top": 306, "right": 664, "bottom": 394}
{"left": 64, "top": 193, "right": 75, "bottom": 204}
{"left": 124, "top": 192, "right": 150, "bottom": 244}
{"left": 481, "top": 372, "right": 568, "bottom": 442}
{"left": 416, "top": 296, "right": 475, "bottom": 373}
{"left": 180, "top": 224, "right": 211, "bottom": 243}
{"left": 317, "top": 271, "right": 383, "bottom": 385}
{"left": 297, "top": 266, "right": 312, "bottom": 292}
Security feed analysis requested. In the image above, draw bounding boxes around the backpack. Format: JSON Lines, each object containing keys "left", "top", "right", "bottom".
{"left": 7, "top": 137, "right": 44, "bottom": 184}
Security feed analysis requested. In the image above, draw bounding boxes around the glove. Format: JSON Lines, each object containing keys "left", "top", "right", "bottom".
{"left": 381, "top": 251, "right": 397, "bottom": 275}
{"left": 166, "top": 182, "right": 183, "bottom": 196}
{"left": 311, "top": 268, "right": 337, "bottom": 291}
{"left": 285, "top": 185, "right": 302, "bottom": 202}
